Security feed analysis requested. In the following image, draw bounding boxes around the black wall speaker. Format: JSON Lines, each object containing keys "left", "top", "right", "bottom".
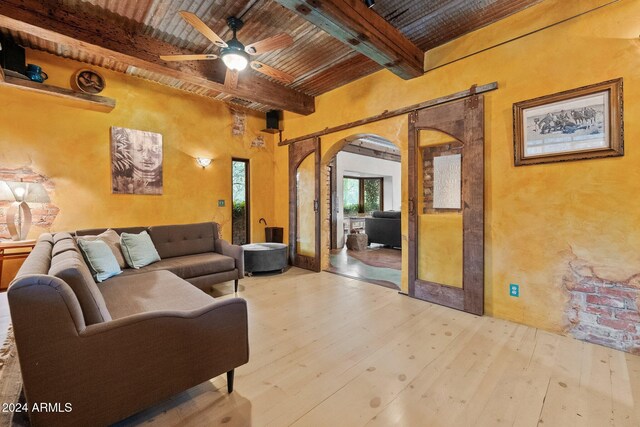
{"left": 0, "top": 35, "right": 26, "bottom": 77}
{"left": 264, "top": 110, "right": 282, "bottom": 133}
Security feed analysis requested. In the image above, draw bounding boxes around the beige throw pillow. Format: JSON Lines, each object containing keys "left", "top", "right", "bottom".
{"left": 76, "top": 229, "right": 127, "bottom": 269}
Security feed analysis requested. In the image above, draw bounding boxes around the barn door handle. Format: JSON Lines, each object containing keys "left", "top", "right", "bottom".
{"left": 314, "top": 199, "right": 319, "bottom": 212}
{"left": 408, "top": 198, "right": 415, "bottom": 215}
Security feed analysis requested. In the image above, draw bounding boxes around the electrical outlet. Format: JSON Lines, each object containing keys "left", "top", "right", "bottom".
{"left": 218, "top": 200, "right": 225, "bottom": 207}
{"left": 509, "top": 283, "right": 520, "bottom": 297}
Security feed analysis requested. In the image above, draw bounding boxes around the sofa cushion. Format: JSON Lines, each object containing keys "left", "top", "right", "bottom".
{"left": 117, "top": 252, "right": 236, "bottom": 280}
{"left": 51, "top": 237, "right": 80, "bottom": 257}
{"left": 75, "top": 226, "right": 148, "bottom": 237}
{"left": 76, "top": 229, "right": 127, "bottom": 269}
{"left": 16, "top": 235, "right": 53, "bottom": 277}
{"left": 38, "top": 232, "right": 54, "bottom": 245}
{"left": 372, "top": 210, "right": 401, "bottom": 219}
{"left": 98, "top": 270, "right": 215, "bottom": 319}
{"left": 48, "top": 249, "right": 112, "bottom": 325}
{"left": 148, "top": 222, "right": 217, "bottom": 259}
{"left": 77, "top": 239, "right": 122, "bottom": 282}
{"left": 120, "top": 231, "right": 161, "bottom": 269}
{"left": 53, "top": 232, "right": 74, "bottom": 244}
{"left": 150, "top": 253, "right": 235, "bottom": 279}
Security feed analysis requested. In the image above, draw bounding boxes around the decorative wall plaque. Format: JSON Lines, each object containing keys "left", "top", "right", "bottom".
{"left": 71, "top": 69, "right": 106, "bottom": 94}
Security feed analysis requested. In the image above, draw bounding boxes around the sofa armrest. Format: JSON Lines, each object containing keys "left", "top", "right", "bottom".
{"left": 215, "top": 239, "right": 244, "bottom": 277}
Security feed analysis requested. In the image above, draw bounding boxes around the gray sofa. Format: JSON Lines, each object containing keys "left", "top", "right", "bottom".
{"left": 7, "top": 222, "right": 249, "bottom": 427}
{"left": 365, "top": 210, "right": 401, "bottom": 248}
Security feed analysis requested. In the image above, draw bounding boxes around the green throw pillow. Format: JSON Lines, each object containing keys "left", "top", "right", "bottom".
{"left": 77, "top": 239, "right": 122, "bottom": 282}
{"left": 120, "top": 231, "right": 161, "bottom": 269}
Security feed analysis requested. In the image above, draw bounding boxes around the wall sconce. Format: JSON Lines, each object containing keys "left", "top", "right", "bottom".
{"left": 196, "top": 157, "right": 213, "bottom": 169}
{"left": 0, "top": 180, "right": 50, "bottom": 241}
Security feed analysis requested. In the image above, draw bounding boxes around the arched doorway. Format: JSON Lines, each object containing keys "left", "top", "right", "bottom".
{"left": 321, "top": 133, "right": 403, "bottom": 289}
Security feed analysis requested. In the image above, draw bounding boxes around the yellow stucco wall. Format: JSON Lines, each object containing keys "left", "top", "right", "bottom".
{"left": 0, "top": 49, "right": 276, "bottom": 243}
{"left": 274, "top": 0, "right": 640, "bottom": 333}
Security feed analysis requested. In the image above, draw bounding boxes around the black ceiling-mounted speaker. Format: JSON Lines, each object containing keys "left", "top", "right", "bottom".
{"left": 263, "top": 110, "right": 282, "bottom": 134}
{"left": 0, "top": 34, "right": 27, "bottom": 78}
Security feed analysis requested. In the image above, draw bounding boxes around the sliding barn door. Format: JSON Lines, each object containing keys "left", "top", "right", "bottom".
{"left": 408, "top": 96, "right": 484, "bottom": 315}
{"left": 289, "top": 137, "right": 321, "bottom": 271}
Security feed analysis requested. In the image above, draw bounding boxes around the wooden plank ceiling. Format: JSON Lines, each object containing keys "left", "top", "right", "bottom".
{"left": 0, "top": 0, "right": 540, "bottom": 113}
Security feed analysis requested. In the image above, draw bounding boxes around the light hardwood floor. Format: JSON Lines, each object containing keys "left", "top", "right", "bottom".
{"left": 100, "top": 269, "right": 637, "bottom": 426}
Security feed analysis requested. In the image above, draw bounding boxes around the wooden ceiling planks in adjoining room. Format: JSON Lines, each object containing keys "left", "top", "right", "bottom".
{"left": 1, "top": 0, "right": 542, "bottom": 113}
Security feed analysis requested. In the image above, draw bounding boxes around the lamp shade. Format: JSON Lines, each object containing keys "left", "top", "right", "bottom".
{"left": 0, "top": 181, "right": 14, "bottom": 202}
{"left": 0, "top": 181, "right": 50, "bottom": 203}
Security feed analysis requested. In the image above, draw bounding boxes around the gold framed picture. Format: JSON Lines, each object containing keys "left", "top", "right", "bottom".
{"left": 513, "top": 78, "right": 623, "bottom": 166}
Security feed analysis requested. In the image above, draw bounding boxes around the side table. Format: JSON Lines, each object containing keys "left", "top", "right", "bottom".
{"left": 346, "top": 233, "right": 368, "bottom": 251}
{"left": 0, "top": 239, "right": 36, "bottom": 291}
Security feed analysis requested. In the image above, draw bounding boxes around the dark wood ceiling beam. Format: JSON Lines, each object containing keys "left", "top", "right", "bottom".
{"left": 0, "top": 0, "right": 315, "bottom": 115}
{"left": 274, "top": 0, "right": 425, "bottom": 79}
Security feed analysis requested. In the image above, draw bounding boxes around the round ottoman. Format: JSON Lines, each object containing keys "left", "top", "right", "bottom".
{"left": 242, "top": 243, "right": 288, "bottom": 276}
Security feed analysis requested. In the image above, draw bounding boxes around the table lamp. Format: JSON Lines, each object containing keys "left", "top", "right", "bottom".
{"left": 0, "top": 180, "right": 50, "bottom": 241}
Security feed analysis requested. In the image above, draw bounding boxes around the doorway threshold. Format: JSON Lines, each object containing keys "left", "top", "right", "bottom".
{"left": 325, "top": 269, "right": 400, "bottom": 290}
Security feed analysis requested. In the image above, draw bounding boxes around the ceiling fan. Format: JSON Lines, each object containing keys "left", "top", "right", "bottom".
{"left": 160, "top": 11, "right": 295, "bottom": 89}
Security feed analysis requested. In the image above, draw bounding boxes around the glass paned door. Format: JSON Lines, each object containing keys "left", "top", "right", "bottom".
{"left": 289, "top": 137, "right": 321, "bottom": 271}
{"left": 296, "top": 155, "right": 316, "bottom": 257}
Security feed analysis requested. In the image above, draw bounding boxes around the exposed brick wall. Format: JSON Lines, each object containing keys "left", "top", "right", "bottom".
{"left": 0, "top": 167, "right": 58, "bottom": 240}
{"left": 422, "top": 142, "right": 463, "bottom": 214}
{"left": 565, "top": 257, "right": 640, "bottom": 354}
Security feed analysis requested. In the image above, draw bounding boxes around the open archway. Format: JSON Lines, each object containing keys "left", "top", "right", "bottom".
{"left": 319, "top": 133, "right": 403, "bottom": 289}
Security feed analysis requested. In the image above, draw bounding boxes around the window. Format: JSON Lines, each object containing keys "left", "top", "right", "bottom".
{"left": 343, "top": 176, "right": 383, "bottom": 215}
{"left": 232, "top": 159, "right": 250, "bottom": 245}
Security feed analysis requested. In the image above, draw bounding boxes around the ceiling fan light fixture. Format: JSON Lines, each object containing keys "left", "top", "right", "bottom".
{"left": 221, "top": 38, "right": 249, "bottom": 71}
{"left": 222, "top": 51, "right": 249, "bottom": 71}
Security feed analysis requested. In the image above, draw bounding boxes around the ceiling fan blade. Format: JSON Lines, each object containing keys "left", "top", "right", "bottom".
{"left": 225, "top": 68, "right": 239, "bottom": 90}
{"left": 245, "top": 33, "right": 293, "bottom": 55}
{"left": 179, "top": 11, "right": 228, "bottom": 48}
{"left": 160, "top": 54, "right": 218, "bottom": 62}
{"left": 250, "top": 61, "right": 295, "bottom": 84}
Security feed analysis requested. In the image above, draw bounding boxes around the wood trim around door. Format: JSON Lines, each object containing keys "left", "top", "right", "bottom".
{"left": 288, "top": 137, "right": 321, "bottom": 271}
{"left": 408, "top": 96, "right": 485, "bottom": 316}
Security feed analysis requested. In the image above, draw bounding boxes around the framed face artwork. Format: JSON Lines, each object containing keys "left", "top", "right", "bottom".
{"left": 513, "top": 78, "right": 623, "bottom": 166}
{"left": 110, "top": 127, "right": 163, "bottom": 195}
